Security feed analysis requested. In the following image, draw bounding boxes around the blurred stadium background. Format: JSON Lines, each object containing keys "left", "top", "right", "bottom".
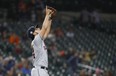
{"left": 0, "top": 0, "right": 116, "bottom": 76}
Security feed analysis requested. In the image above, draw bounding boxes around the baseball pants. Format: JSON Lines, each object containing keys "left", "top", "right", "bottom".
{"left": 31, "top": 66, "right": 49, "bottom": 76}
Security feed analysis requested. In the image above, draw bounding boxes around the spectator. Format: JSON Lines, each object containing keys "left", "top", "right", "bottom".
{"left": 65, "top": 47, "right": 75, "bottom": 60}
{"left": 66, "top": 27, "right": 75, "bottom": 38}
{"left": 17, "top": 61, "right": 23, "bottom": 70}
{"left": 9, "top": 32, "right": 20, "bottom": 46}
{"left": 21, "top": 63, "right": 31, "bottom": 76}
{"left": 6, "top": 67, "right": 16, "bottom": 76}
{"left": 83, "top": 51, "right": 92, "bottom": 63}
{"left": 82, "top": 51, "right": 96, "bottom": 64}
{"left": 58, "top": 50, "right": 65, "bottom": 57}
{"left": 90, "top": 9, "right": 101, "bottom": 29}
{"left": 79, "top": 8, "right": 90, "bottom": 27}
{"left": 93, "top": 67, "right": 102, "bottom": 76}
{"left": 0, "top": 54, "right": 32, "bottom": 76}
{"left": 3, "top": 56, "right": 15, "bottom": 71}
{"left": 67, "top": 51, "right": 81, "bottom": 76}
{"left": 19, "top": 58, "right": 31, "bottom": 76}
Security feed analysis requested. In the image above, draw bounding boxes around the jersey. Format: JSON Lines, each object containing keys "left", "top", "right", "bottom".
{"left": 31, "top": 34, "right": 48, "bottom": 68}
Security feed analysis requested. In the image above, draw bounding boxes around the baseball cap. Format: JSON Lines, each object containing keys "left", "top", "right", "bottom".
{"left": 27, "top": 25, "right": 39, "bottom": 40}
{"left": 27, "top": 26, "right": 35, "bottom": 40}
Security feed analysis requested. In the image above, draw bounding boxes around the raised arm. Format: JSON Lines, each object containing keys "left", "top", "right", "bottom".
{"left": 39, "top": 6, "right": 56, "bottom": 40}
{"left": 43, "top": 7, "right": 56, "bottom": 39}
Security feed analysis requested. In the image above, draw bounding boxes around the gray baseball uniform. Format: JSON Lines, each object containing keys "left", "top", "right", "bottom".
{"left": 31, "top": 34, "right": 49, "bottom": 76}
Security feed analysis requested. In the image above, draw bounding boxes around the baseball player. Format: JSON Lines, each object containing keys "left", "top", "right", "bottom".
{"left": 27, "top": 6, "right": 56, "bottom": 76}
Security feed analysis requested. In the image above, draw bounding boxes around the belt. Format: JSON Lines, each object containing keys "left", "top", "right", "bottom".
{"left": 41, "top": 66, "right": 48, "bottom": 70}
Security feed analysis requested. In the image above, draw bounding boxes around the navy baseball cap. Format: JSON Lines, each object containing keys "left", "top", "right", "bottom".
{"left": 27, "top": 25, "right": 39, "bottom": 40}
{"left": 27, "top": 26, "right": 35, "bottom": 40}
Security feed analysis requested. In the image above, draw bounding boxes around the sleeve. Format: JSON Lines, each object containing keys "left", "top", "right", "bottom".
{"left": 33, "top": 34, "right": 42, "bottom": 47}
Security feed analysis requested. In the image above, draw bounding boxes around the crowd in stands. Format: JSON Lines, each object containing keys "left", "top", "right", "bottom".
{"left": 79, "top": 8, "right": 101, "bottom": 28}
{"left": 0, "top": 22, "right": 31, "bottom": 76}
{"left": 0, "top": 0, "right": 46, "bottom": 22}
{"left": 0, "top": 13, "right": 115, "bottom": 76}
{"left": 0, "top": 0, "right": 116, "bottom": 21}
{"left": 0, "top": 0, "right": 116, "bottom": 75}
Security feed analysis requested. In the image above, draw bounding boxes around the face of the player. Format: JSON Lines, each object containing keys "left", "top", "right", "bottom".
{"left": 33, "top": 28, "right": 40, "bottom": 35}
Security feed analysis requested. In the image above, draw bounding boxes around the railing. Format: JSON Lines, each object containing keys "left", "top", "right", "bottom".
{"left": 77, "top": 63, "right": 104, "bottom": 73}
